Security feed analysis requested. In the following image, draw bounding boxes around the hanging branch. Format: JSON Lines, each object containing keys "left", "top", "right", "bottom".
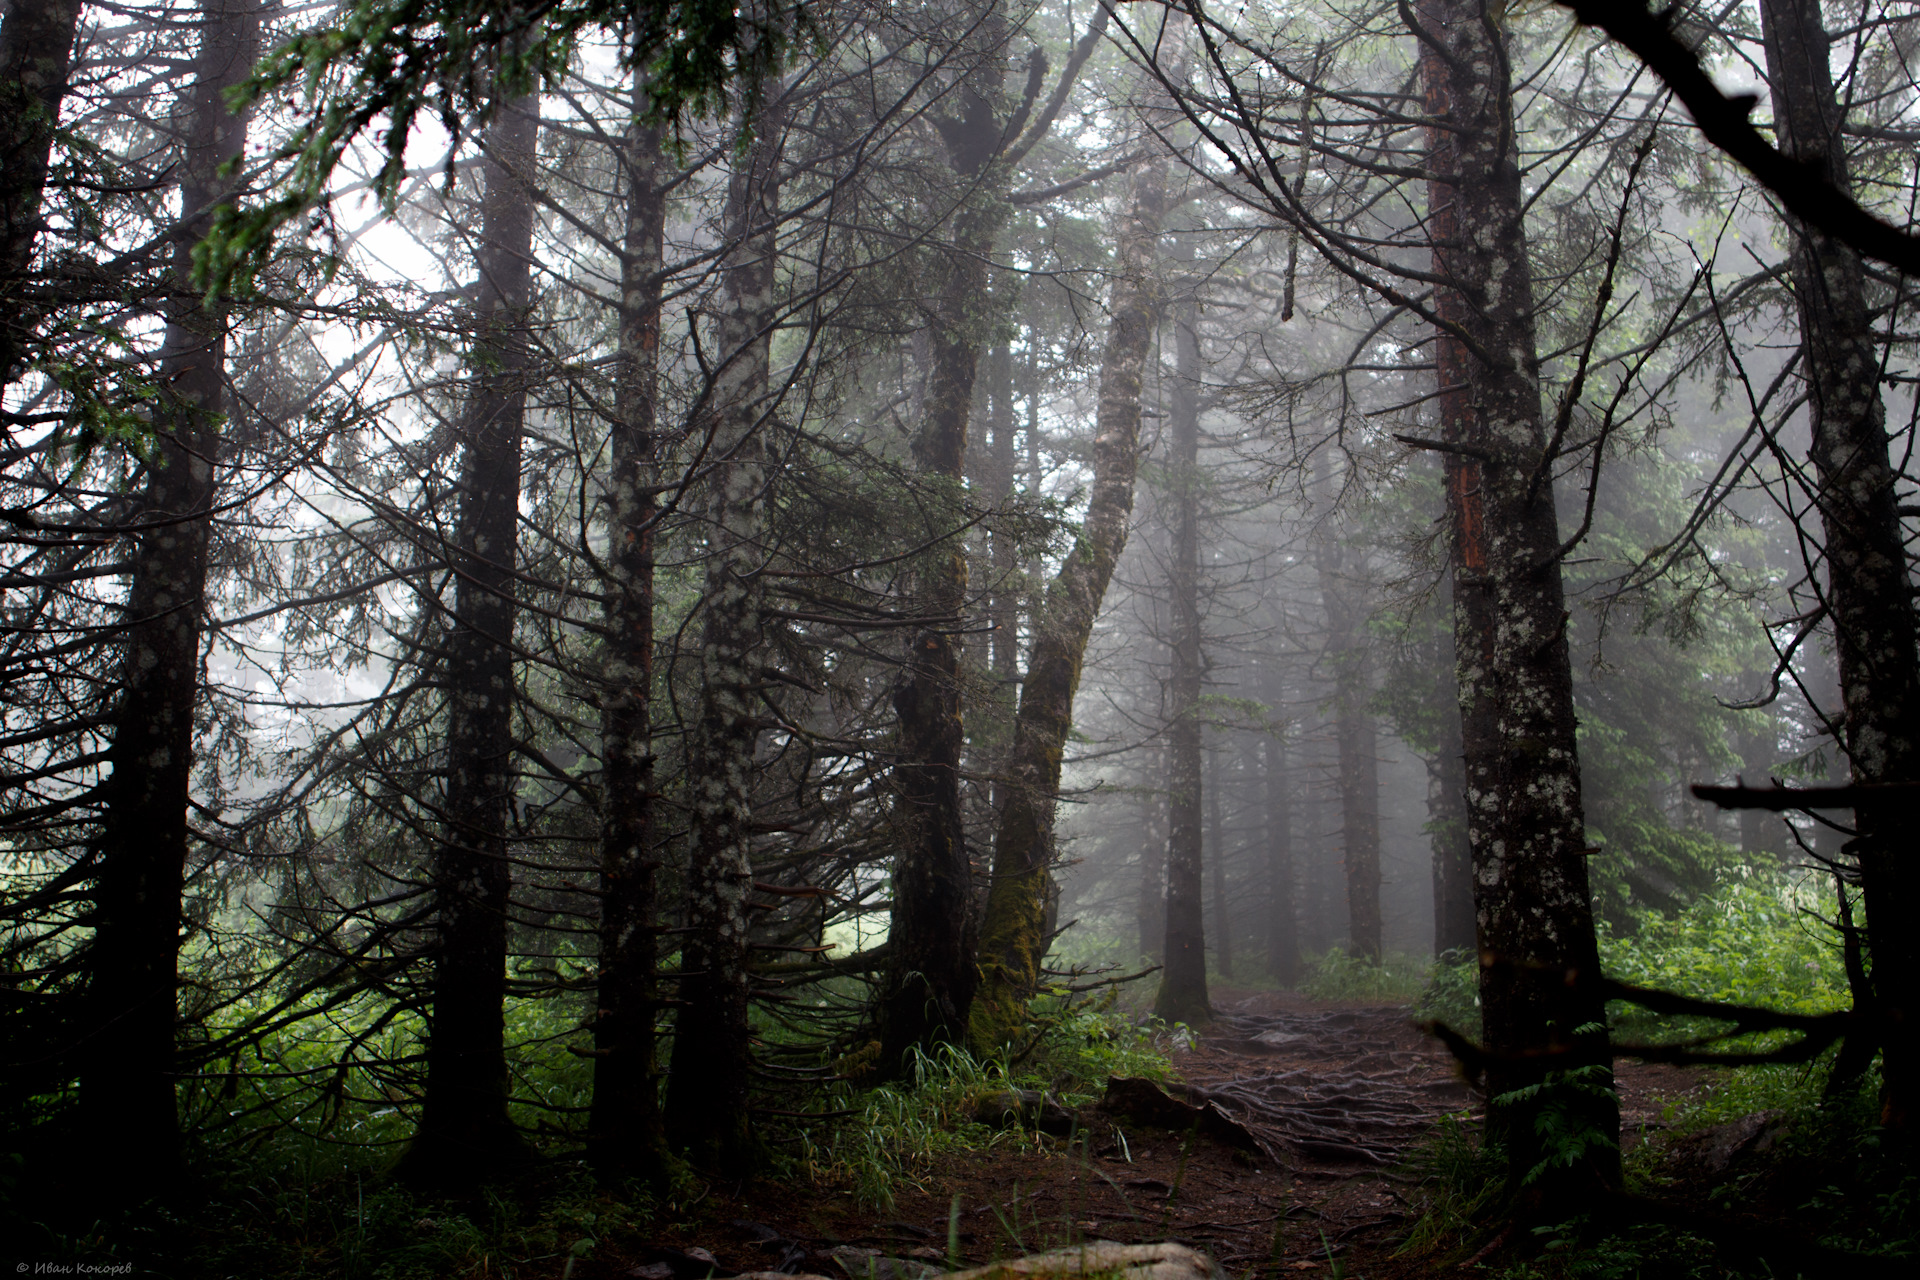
{"left": 1426, "top": 981, "right": 1854, "bottom": 1072}
{"left": 1555, "top": 0, "right": 1920, "bottom": 276}
{"left": 1690, "top": 780, "right": 1920, "bottom": 811}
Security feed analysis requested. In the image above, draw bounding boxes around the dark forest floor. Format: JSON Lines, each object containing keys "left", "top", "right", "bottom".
{"left": 29, "top": 988, "right": 1896, "bottom": 1277}
{"left": 558, "top": 990, "right": 1709, "bottom": 1280}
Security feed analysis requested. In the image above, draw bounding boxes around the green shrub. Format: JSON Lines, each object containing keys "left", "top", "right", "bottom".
{"left": 1598, "top": 867, "right": 1848, "bottom": 1051}
{"left": 1021, "top": 999, "right": 1173, "bottom": 1101}
{"left": 1416, "top": 948, "right": 1481, "bottom": 1038}
{"left": 1414, "top": 869, "right": 1849, "bottom": 1061}
{"left": 1399, "top": 869, "right": 1901, "bottom": 1278}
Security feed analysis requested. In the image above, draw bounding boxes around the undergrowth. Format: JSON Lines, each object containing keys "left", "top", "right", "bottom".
{"left": 6, "top": 984, "right": 1171, "bottom": 1274}
{"left": 1298, "top": 947, "right": 1429, "bottom": 1002}
{"left": 803, "top": 1001, "right": 1173, "bottom": 1210}
{"left": 1398, "top": 869, "right": 1914, "bottom": 1278}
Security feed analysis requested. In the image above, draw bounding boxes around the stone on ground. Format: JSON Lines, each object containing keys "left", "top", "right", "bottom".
{"left": 946, "top": 1242, "right": 1226, "bottom": 1280}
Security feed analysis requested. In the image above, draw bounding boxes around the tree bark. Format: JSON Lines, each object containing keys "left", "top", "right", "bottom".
{"left": 1207, "top": 741, "right": 1233, "bottom": 978}
{"left": 665, "top": 83, "right": 785, "bottom": 1173}
{"left": 1758, "top": 0, "right": 1920, "bottom": 1139}
{"left": 1316, "top": 531, "right": 1382, "bottom": 961}
{"left": 879, "top": 47, "right": 1006, "bottom": 1066}
{"left": 1428, "top": 679, "right": 1474, "bottom": 956}
{"left": 401, "top": 95, "right": 539, "bottom": 1188}
{"left": 1264, "top": 732, "right": 1298, "bottom": 985}
{"left": 79, "top": 0, "right": 258, "bottom": 1194}
{"left": 1136, "top": 747, "right": 1167, "bottom": 962}
{"left": 0, "top": 0, "right": 83, "bottom": 383}
{"left": 589, "top": 111, "right": 668, "bottom": 1183}
{"left": 1152, "top": 247, "right": 1210, "bottom": 1027}
{"left": 1415, "top": 0, "right": 1619, "bottom": 1193}
{"left": 985, "top": 334, "right": 1020, "bottom": 818}
{"left": 971, "top": 155, "right": 1167, "bottom": 1046}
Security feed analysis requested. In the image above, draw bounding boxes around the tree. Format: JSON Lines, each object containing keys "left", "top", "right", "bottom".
{"left": 883, "top": 1, "right": 1110, "bottom": 1064}
{"left": 664, "top": 71, "right": 787, "bottom": 1174}
{"left": 973, "top": 140, "right": 1169, "bottom": 1045}
{"left": 78, "top": 0, "right": 261, "bottom": 1193}
{"left": 588, "top": 108, "right": 670, "bottom": 1182}
{"left": 0, "top": 0, "right": 84, "bottom": 383}
{"left": 878, "top": 14, "right": 999, "bottom": 1060}
{"left": 1412, "top": 0, "right": 1620, "bottom": 1193}
{"left": 1313, "top": 488, "right": 1381, "bottom": 961}
{"left": 1756, "top": 0, "right": 1920, "bottom": 1138}
{"left": 1151, "top": 227, "right": 1210, "bottom": 1026}
{"left": 399, "top": 94, "right": 541, "bottom": 1188}
{"left": 201, "top": 0, "right": 812, "bottom": 292}
{"left": 1262, "top": 724, "right": 1298, "bottom": 984}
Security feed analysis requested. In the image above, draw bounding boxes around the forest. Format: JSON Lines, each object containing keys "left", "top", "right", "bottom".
{"left": 2, "top": 0, "right": 1917, "bottom": 1275}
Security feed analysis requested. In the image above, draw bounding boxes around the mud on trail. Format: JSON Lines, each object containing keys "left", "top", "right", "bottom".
{"left": 567, "top": 992, "right": 1697, "bottom": 1280}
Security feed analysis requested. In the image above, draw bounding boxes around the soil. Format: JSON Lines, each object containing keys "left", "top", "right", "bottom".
{"left": 564, "top": 991, "right": 1706, "bottom": 1280}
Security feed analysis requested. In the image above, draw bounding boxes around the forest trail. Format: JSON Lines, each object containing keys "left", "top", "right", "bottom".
{"left": 586, "top": 993, "right": 1698, "bottom": 1279}
{"left": 1179, "top": 993, "right": 1477, "bottom": 1172}
{"left": 595, "top": 995, "right": 1562, "bottom": 1279}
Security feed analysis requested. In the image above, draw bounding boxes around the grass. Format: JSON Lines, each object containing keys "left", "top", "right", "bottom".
{"left": 802, "top": 1001, "right": 1175, "bottom": 1210}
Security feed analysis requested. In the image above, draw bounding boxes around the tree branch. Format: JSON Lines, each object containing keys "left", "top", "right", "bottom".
{"left": 1556, "top": 0, "right": 1920, "bottom": 275}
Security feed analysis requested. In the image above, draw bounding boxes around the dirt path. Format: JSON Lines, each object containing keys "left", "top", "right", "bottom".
{"left": 1182, "top": 993, "right": 1477, "bottom": 1170}
{"left": 575, "top": 994, "right": 1697, "bottom": 1279}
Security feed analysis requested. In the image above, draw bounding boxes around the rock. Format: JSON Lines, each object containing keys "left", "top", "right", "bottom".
{"left": 733, "top": 1273, "right": 835, "bottom": 1280}
{"left": 945, "top": 1242, "right": 1227, "bottom": 1280}
{"left": 732, "top": 1221, "right": 786, "bottom": 1243}
{"left": 628, "top": 1268, "right": 676, "bottom": 1280}
{"left": 1250, "top": 1031, "right": 1307, "bottom": 1050}
{"left": 830, "top": 1245, "right": 942, "bottom": 1280}
{"left": 970, "top": 1087, "right": 1080, "bottom": 1136}
{"left": 641, "top": 1246, "right": 738, "bottom": 1279}
{"left": 1691, "top": 1111, "right": 1788, "bottom": 1174}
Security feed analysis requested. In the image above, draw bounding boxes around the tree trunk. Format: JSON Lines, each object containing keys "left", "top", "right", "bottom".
{"left": 589, "top": 111, "right": 668, "bottom": 1183}
{"left": 402, "top": 95, "right": 539, "bottom": 1188}
{"left": 1137, "top": 749, "right": 1167, "bottom": 962}
{"left": 79, "top": 0, "right": 258, "bottom": 1194}
{"left": 1415, "top": 0, "right": 1619, "bottom": 1193}
{"left": 1317, "top": 533, "right": 1382, "bottom": 961}
{"left": 665, "top": 83, "right": 785, "bottom": 1173}
{"left": 880, "top": 62, "right": 1005, "bottom": 1067}
{"left": 1336, "top": 681, "right": 1381, "bottom": 960}
{"left": 1758, "top": 0, "right": 1920, "bottom": 1139}
{"left": 1265, "top": 727, "right": 1298, "bottom": 986}
{"left": 1733, "top": 700, "right": 1785, "bottom": 863}
{"left": 1428, "top": 678, "right": 1474, "bottom": 956}
{"left": 0, "top": 0, "right": 83, "bottom": 382}
{"left": 970, "top": 156, "right": 1167, "bottom": 1046}
{"left": 986, "top": 334, "right": 1020, "bottom": 818}
{"left": 1152, "top": 250, "right": 1210, "bottom": 1026}
{"left": 1207, "top": 741, "right": 1233, "bottom": 979}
